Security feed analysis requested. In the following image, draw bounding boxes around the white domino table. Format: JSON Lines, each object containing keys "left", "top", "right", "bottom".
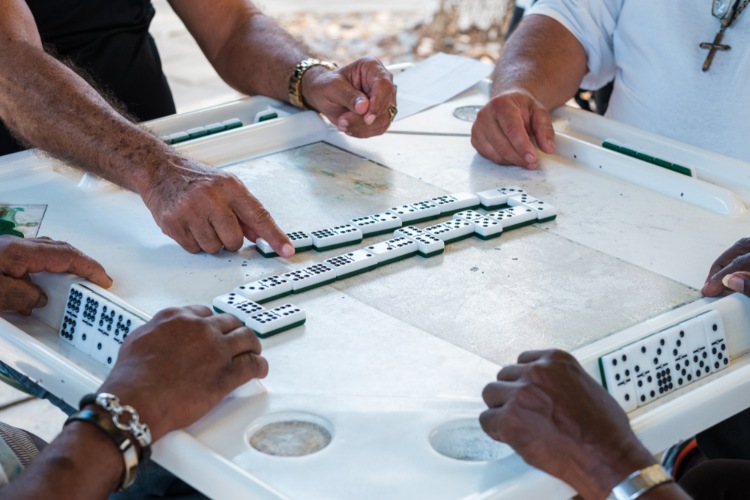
{"left": 1, "top": 74, "right": 750, "bottom": 499}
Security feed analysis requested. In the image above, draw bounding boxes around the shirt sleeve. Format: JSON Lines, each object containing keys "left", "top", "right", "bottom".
{"left": 525, "top": 0, "right": 624, "bottom": 90}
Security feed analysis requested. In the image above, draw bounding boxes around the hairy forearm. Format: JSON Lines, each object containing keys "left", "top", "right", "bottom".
{"left": 0, "top": 40, "right": 179, "bottom": 195}
{"left": 210, "top": 12, "right": 310, "bottom": 102}
{"left": 0, "top": 422, "right": 122, "bottom": 500}
{"left": 492, "top": 14, "right": 587, "bottom": 110}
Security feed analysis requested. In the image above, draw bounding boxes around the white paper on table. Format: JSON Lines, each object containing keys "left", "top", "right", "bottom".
{"left": 393, "top": 53, "right": 493, "bottom": 121}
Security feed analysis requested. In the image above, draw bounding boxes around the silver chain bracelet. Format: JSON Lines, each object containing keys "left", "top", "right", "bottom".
{"left": 94, "top": 392, "right": 152, "bottom": 450}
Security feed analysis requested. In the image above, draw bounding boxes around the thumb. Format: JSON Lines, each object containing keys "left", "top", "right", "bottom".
{"left": 329, "top": 82, "right": 369, "bottom": 116}
{"left": 0, "top": 275, "right": 47, "bottom": 314}
{"left": 723, "top": 272, "right": 750, "bottom": 296}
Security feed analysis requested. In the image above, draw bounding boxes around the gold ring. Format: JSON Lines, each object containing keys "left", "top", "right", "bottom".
{"left": 388, "top": 104, "right": 398, "bottom": 122}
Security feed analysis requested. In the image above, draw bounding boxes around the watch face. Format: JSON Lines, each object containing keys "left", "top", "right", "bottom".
{"left": 713, "top": 0, "right": 735, "bottom": 20}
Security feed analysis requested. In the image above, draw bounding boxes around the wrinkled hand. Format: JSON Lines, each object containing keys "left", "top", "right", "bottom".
{"left": 0, "top": 236, "right": 112, "bottom": 314}
{"left": 302, "top": 57, "right": 396, "bottom": 138}
{"left": 471, "top": 89, "right": 556, "bottom": 169}
{"left": 99, "top": 306, "right": 268, "bottom": 441}
{"left": 141, "top": 158, "right": 293, "bottom": 255}
{"left": 480, "top": 350, "right": 654, "bottom": 500}
{"left": 702, "top": 237, "right": 750, "bottom": 298}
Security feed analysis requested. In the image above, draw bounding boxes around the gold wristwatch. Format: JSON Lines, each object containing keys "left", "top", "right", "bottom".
{"left": 288, "top": 58, "right": 338, "bottom": 109}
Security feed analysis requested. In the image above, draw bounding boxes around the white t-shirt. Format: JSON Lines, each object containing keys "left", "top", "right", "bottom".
{"left": 527, "top": 0, "right": 750, "bottom": 162}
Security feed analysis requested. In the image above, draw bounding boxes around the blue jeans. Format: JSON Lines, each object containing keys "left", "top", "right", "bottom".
{"left": 0, "top": 361, "right": 208, "bottom": 499}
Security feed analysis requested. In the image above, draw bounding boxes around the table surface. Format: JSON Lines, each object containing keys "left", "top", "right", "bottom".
{"left": 1, "top": 84, "right": 749, "bottom": 499}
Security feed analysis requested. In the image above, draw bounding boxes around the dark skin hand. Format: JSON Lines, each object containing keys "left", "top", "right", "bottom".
{"left": 99, "top": 306, "right": 269, "bottom": 442}
{"left": 0, "top": 306, "right": 268, "bottom": 500}
{"left": 480, "top": 350, "right": 690, "bottom": 500}
{"left": 702, "top": 237, "right": 750, "bottom": 298}
{"left": 0, "top": 236, "right": 112, "bottom": 314}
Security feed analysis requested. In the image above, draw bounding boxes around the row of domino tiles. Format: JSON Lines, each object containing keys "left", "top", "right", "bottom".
{"left": 253, "top": 186, "right": 556, "bottom": 257}
{"left": 212, "top": 187, "right": 558, "bottom": 337}
{"left": 599, "top": 310, "right": 729, "bottom": 412}
{"left": 602, "top": 138, "right": 692, "bottom": 177}
{"left": 59, "top": 283, "right": 148, "bottom": 367}
{"left": 161, "top": 118, "right": 243, "bottom": 145}
{"left": 55, "top": 186, "right": 558, "bottom": 366}
{"left": 160, "top": 107, "right": 284, "bottom": 145}
{"left": 57, "top": 280, "right": 304, "bottom": 370}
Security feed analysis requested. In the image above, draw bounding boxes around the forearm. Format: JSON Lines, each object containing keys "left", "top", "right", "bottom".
{"left": 171, "top": 0, "right": 320, "bottom": 105}
{"left": 211, "top": 12, "right": 311, "bottom": 102}
{"left": 571, "top": 445, "right": 690, "bottom": 500}
{"left": 0, "top": 422, "right": 122, "bottom": 500}
{"left": 492, "top": 14, "right": 588, "bottom": 109}
{"left": 0, "top": 40, "right": 179, "bottom": 195}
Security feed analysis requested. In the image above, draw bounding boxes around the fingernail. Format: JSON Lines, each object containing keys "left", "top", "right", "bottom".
{"left": 525, "top": 153, "right": 536, "bottom": 164}
{"left": 281, "top": 244, "right": 295, "bottom": 257}
{"left": 365, "top": 114, "right": 376, "bottom": 125}
{"left": 355, "top": 97, "right": 366, "bottom": 105}
{"left": 723, "top": 274, "right": 745, "bottom": 293}
{"left": 37, "top": 292, "right": 48, "bottom": 308}
{"left": 338, "top": 119, "right": 349, "bottom": 131}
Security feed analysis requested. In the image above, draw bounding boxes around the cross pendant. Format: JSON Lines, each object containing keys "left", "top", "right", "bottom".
{"left": 700, "top": 29, "right": 731, "bottom": 71}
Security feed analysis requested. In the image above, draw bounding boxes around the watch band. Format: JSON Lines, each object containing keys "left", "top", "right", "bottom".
{"left": 288, "top": 58, "right": 338, "bottom": 109}
{"left": 610, "top": 464, "right": 674, "bottom": 500}
{"left": 65, "top": 408, "right": 139, "bottom": 491}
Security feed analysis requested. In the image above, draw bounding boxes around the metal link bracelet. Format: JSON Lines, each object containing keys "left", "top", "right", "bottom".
{"left": 80, "top": 392, "right": 152, "bottom": 463}
{"left": 609, "top": 464, "right": 674, "bottom": 500}
{"left": 288, "top": 58, "right": 338, "bottom": 109}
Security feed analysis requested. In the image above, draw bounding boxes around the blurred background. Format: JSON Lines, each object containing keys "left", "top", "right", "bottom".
{"left": 153, "top": 0, "right": 515, "bottom": 111}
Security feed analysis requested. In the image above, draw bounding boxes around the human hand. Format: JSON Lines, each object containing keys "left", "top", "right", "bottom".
{"left": 141, "top": 157, "right": 293, "bottom": 255}
{"left": 471, "top": 89, "right": 556, "bottom": 169}
{"left": 480, "top": 350, "right": 654, "bottom": 500}
{"left": 0, "top": 236, "right": 112, "bottom": 314}
{"left": 99, "top": 306, "right": 268, "bottom": 441}
{"left": 702, "top": 237, "right": 750, "bottom": 298}
{"left": 302, "top": 57, "right": 396, "bottom": 138}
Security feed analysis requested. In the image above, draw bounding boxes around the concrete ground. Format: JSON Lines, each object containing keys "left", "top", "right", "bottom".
{"left": 0, "top": 0, "right": 439, "bottom": 447}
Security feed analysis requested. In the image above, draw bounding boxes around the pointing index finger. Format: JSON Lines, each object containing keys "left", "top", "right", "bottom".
{"left": 231, "top": 193, "right": 294, "bottom": 258}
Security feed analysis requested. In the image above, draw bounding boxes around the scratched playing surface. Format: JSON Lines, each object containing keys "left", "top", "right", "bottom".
{"left": 223, "top": 142, "right": 699, "bottom": 366}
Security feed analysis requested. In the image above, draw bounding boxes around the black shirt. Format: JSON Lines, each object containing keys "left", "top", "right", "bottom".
{"left": 0, "top": 0, "right": 176, "bottom": 155}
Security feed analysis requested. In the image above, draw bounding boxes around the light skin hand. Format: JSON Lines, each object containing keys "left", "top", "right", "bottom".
{"left": 471, "top": 88, "right": 556, "bottom": 169}
{"left": 0, "top": 1, "right": 292, "bottom": 257}
{"left": 140, "top": 155, "right": 293, "bottom": 256}
{"left": 171, "top": 0, "right": 395, "bottom": 139}
{"left": 301, "top": 58, "right": 397, "bottom": 138}
{"left": 702, "top": 237, "right": 750, "bottom": 298}
{"left": 0, "top": 236, "right": 112, "bottom": 315}
{"left": 471, "top": 14, "right": 587, "bottom": 168}
{"left": 480, "top": 349, "right": 681, "bottom": 500}
{"left": 99, "top": 305, "right": 268, "bottom": 442}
